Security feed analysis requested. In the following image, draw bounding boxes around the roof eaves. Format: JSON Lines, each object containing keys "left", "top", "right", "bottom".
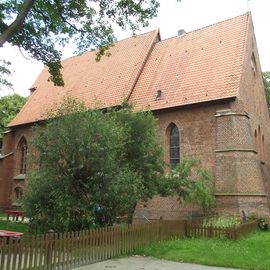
{"left": 150, "top": 95, "right": 237, "bottom": 112}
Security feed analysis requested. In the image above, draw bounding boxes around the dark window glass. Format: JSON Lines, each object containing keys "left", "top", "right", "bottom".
{"left": 170, "top": 125, "right": 180, "bottom": 166}
{"left": 15, "top": 187, "right": 23, "bottom": 200}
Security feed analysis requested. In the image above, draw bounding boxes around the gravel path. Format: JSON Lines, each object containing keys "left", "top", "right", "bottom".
{"left": 75, "top": 256, "right": 238, "bottom": 270}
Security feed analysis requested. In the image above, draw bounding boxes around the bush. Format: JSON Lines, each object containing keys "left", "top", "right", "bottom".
{"left": 258, "top": 218, "right": 269, "bottom": 231}
{"left": 203, "top": 217, "right": 241, "bottom": 228}
{"left": 249, "top": 213, "right": 269, "bottom": 231}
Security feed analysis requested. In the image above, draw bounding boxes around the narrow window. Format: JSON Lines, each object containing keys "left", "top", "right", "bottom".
{"left": 258, "top": 125, "right": 262, "bottom": 161}
{"left": 251, "top": 52, "right": 257, "bottom": 76}
{"left": 169, "top": 124, "right": 180, "bottom": 166}
{"left": 14, "top": 187, "right": 23, "bottom": 200}
{"left": 254, "top": 130, "right": 258, "bottom": 152}
{"left": 18, "top": 137, "right": 28, "bottom": 174}
{"left": 262, "top": 135, "right": 265, "bottom": 162}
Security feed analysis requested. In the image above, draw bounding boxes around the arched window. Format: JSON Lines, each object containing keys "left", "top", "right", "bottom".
{"left": 14, "top": 187, "right": 23, "bottom": 200}
{"left": 17, "top": 137, "right": 28, "bottom": 174}
{"left": 168, "top": 124, "right": 180, "bottom": 166}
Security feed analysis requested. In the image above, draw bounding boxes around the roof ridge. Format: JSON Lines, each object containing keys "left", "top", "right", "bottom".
{"left": 158, "top": 12, "right": 250, "bottom": 43}
{"left": 60, "top": 30, "right": 159, "bottom": 63}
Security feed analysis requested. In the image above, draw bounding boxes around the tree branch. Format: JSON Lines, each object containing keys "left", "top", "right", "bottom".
{"left": 0, "top": 0, "right": 36, "bottom": 47}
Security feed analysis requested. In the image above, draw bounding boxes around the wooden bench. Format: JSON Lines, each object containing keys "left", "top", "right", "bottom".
{"left": 5, "top": 210, "right": 25, "bottom": 221}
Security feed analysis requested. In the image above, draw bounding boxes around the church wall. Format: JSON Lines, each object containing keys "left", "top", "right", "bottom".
{"left": 0, "top": 125, "right": 33, "bottom": 208}
{"left": 134, "top": 101, "right": 230, "bottom": 222}
{"left": 154, "top": 103, "right": 229, "bottom": 174}
{"left": 215, "top": 18, "right": 270, "bottom": 217}
{"left": 232, "top": 18, "right": 270, "bottom": 168}
{"left": 0, "top": 131, "right": 15, "bottom": 208}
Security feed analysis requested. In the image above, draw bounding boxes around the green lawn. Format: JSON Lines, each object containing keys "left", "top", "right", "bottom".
{"left": 135, "top": 231, "right": 270, "bottom": 270}
{"left": 0, "top": 219, "right": 29, "bottom": 234}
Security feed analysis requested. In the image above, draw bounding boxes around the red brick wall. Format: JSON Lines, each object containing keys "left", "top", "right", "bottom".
{"left": 134, "top": 102, "right": 230, "bottom": 222}
{"left": 154, "top": 102, "right": 230, "bottom": 175}
{"left": 233, "top": 18, "right": 270, "bottom": 167}
{"left": 0, "top": 131, "right": 15, "bottom": 208}
{"left": 212, "top": 34, "right": 270, "bottom": 218}
{"left": 0, "top": 126, "right": 34, "bottom": 208}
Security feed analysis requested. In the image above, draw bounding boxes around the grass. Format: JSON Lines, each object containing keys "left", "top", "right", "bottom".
{"left": 0, "top": 212, "right": 29, "bottom": 234}
{"left": 135, "top": 230, "right": 270, "bottom": 270}
{"left": 0, "top": 219, "right": 29, "bottom": 233}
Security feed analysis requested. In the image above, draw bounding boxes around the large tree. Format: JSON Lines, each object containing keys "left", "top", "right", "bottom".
{"left": 0, "top": 0, "right": 160, "bottom": 87}
{"left": 23, "top": 98, "right": 214, "bottom": 233}
{"left": 24, "top": 98, "right": 165, "bottom": 232}
{"left": 0, "top": 93, "right": 27, "bottom": 148}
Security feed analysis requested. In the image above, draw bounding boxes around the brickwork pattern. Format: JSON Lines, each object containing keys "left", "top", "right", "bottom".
{"left": 133, "top": 195, "right": 202, "bottom": 223}
{"left": 135, "top": 103, "right": 228, "bottom": 220}
{"left": 216, "top": 195, "right": 269, "bottom": 217}
{"left": 216, "top": 114, "right": 254, "bottom": 150}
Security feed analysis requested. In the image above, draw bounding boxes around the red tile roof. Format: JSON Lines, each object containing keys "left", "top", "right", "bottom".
{"left": 9, "top": 13, "right": 250, "bottom": 127}
{"left": 130, "top": 13, "right": 249, "bottom": 110}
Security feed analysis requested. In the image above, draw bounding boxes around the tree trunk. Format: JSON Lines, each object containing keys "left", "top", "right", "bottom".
{"left": 0, "top": 0, "right": 36, "bottom": 47}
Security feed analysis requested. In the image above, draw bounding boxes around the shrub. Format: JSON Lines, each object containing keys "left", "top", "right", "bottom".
{"left": 203, "top": 217, "right": 241, "bottom": 228}
{"left": 258, "top": 218, "right": 269, "bottom": 231}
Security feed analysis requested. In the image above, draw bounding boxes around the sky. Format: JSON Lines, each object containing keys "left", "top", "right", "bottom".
{"left": 0, "top": 0, "right": 269, "bottom": 97}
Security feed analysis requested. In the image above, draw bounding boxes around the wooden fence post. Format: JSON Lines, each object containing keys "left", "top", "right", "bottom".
{"left": 46, "top": 230, "right": 55, "bottom": 270}
{"left": 158, "top": 219, "right": 162, "bottom": 241}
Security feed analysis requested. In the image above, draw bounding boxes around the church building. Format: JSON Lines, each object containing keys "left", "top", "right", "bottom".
{"left": 1, "top": 13, "right": 270, "bottom": 220}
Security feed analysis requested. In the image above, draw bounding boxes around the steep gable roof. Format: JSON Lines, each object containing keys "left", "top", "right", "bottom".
{"left": 10, "top": 30, "right": 159, "bottom": 126}
{"left": 9, "top": 13, "right": 250, "bottom": 127}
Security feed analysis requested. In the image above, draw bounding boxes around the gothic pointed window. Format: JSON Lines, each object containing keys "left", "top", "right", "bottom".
{"left": 169, "top": 124, "right": 180, "bottom": 166}
{"left": 18, "top": 137, "right": 28, "bottom": 174}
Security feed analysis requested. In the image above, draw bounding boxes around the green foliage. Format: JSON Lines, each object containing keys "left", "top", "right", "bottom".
{"left": 203, "top": 217, "right": 241, "bottom": 228}
{"left": 23, "top": 98, "right": 164, "bottom": 232}
{"left": 263, "top": 71, "right": 270, "bottom": 108}
{"left": 161, "top": 159, "right": 215, "bottom": 212}
{"left": 0, "top": 94, "right": 27, "bottom": 147}
{"left": 23, "top": 98, "right": 215, "bottom": 233}
{"left": 136, "top": 231, "right": 270, "bottom": 270}
{"left": 0, "top": 0, "right": 160, "bottom": 86}
{"left": 0, "top": 59, "right": 13, "bottom": 90}
{"left": 257, "top": 218, "right": 269, "bottom": 231}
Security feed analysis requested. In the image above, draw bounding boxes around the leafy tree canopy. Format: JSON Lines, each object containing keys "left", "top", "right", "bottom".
{"left": 0, "top": 0, "right": 160, "bottom": 87}
{"left": 0, "top": 93, "right": 27, "bottom": 148}
{"left": 0, "top": 59, "right": 13, "bottom": 90}
{"left": 263, "top": 71, "right": 270, "bottom": 108}
{"left": 24, "top": 98, "right": 165, "bottom": 232}
{"left": 161, "top": 159, "right": 215, "bottom": 212}
{"left": 23, "top": 98, "right": 214, "bottom": 233}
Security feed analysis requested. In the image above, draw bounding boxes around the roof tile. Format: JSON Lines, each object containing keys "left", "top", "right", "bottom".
{"left": 9, "top": 13, "right": 249, "bottom": 126}
{"left": 129, "top": 13, "right": 249, "bottom": 110}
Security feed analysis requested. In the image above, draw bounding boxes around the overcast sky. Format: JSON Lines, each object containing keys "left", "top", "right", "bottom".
{"left": 0, "top": 0, "right": 269, "bottom": 97}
